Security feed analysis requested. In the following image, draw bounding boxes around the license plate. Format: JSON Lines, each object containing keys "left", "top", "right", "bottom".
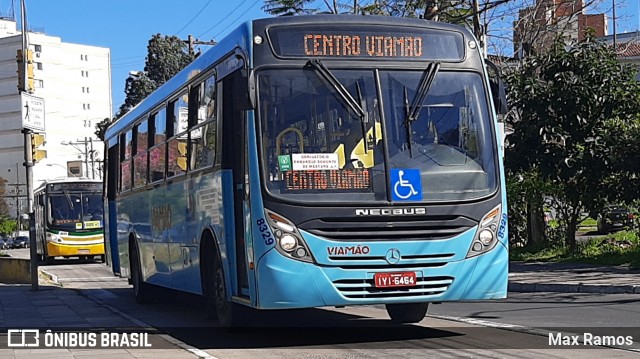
{"left": 78, "top": 249, "right": 90, "bottom": 254}
{"left": 374, "top": 272, "right": 417, "bottom": 288}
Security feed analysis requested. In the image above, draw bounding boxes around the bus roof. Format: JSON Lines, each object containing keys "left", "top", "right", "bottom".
{"left": 34, "top": 177, "right": 102, "bottom": 194}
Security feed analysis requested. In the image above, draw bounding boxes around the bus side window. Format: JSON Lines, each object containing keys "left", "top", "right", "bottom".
{"left": 167, "top": 92, "right": 188, "bottom": 177}
{"left": 133, "top": 119, "right": 149, "bottom": 188}
{"left": 149, "top": 108, "right": 167, "bottom": 183}
{"left": 189, "top": 74, "right": 217, "bottom": 170}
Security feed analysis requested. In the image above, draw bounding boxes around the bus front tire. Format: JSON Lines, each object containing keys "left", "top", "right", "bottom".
{"left": 203, "top": 255, "right": 243, "bottom": 328}
{"left": 385, "top": 303, "right": 429, "bottom": 323}
{"left": 131, "top": 244, "right": 153, "bottom": 304}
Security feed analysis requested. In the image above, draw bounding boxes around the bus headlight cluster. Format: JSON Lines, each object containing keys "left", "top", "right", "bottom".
{"left": 265, "top": 209, "right": 314, "bottom": 263}
{"left": 47, "top": 232, "right": 63, "bottom": 243}
{"left": 466, "top": 204, "right": 501, "bottom": 258}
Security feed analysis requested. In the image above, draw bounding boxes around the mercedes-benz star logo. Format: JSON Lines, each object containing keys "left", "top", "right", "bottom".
{"left": 385, "top": 248, "right": 401, "bottom": 265}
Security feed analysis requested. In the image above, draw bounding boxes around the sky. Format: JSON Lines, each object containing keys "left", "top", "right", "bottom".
{"left": 10, "top": 0, "right": 640, "bottom": 117}
{"left": 19, "top": 0, "right": 268, "bottom": 116}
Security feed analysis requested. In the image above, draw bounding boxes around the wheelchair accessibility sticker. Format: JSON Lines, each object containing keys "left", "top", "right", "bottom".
{"left": 390, "top": 169, "right": 422, "bottom": 201}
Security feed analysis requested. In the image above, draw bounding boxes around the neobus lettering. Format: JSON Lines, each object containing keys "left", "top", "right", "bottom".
{"left": 355, "top": 208, "right": 426, "bottom": 216}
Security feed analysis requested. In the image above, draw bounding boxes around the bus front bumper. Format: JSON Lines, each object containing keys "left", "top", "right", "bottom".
{"left": 46, "top": 242, "right": 105, "bottom": 258}
{"left": 255, "top": 243, "right": 508, "bottom": 309}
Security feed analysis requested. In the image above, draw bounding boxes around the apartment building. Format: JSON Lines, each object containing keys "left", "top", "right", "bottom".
{"left": 0, "top": 18, "right": 111, "bottom": 218}
{"left": 513, "top": 0, "right": 607, "bottom": 58}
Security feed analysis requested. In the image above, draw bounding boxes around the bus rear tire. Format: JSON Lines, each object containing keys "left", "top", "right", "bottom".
{"left": 131, "top": 243, "right": 153, "bottom": 304}
{"left": 385, "top": 303, "right": 429, "bottom": 323}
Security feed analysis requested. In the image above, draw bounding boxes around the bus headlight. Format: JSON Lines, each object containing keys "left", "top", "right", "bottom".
{"left": 466, "top": 204, "right": 501, "bottom": 258}
{"left": 478, "top": 229, "right": 494, "bottom": 245}
{"left": 47, "top": 232, "right": 62, "bottom": 243}
{"left": 265, "top": 209, "right": 314, "bottom": 263}
{"left": 279, "top": 234, "right": 297, "bottom": 252}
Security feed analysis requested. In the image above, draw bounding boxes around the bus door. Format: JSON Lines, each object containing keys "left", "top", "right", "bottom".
{"left": 220, "top": 69, "right": 250, "bottom": 298}
{"left": 106, "top": 141, "right": 121, "bottom": 274}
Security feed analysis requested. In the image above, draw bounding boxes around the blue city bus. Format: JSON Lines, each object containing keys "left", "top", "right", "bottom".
{"left": 104, "top": 15, "right": 508, "bottom": 327}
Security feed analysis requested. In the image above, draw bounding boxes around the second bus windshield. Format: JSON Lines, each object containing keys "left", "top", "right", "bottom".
{"left": 258, "top": 66, "right": 497, "bottom": 203}
{"left": 48, "top": 192, "right": 103, "bottom": 230}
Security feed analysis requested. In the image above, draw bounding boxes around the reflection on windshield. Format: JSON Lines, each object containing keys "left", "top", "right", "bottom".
{"left": 49, "top": 193, "right": 103, "bottom": 229}
{"left": 258, "top": 67, "right": 497, "bottom": 203}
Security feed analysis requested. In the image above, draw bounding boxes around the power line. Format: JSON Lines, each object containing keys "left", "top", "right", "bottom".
{"left": 212, "top": 0, "right": 263, "bottom": 40}
{"left": 197, "top": 0, "right": 249, "bottom": 39}
{"left": 174, "top": 0, "right": 213, "bottom": 36}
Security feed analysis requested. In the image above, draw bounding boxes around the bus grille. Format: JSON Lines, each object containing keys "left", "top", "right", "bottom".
{"left": 333, "top": 276, "right": 454, "bottom": 299}
{"left": 300, "top": 216, "right": 476, "bottom": 241}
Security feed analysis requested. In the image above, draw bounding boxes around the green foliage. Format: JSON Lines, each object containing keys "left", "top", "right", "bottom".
{"left": 0, "top": 177, "right": 9, "bottom": 217}
{"left": 0, "top": 216, "right": 17, "bottom": 236}
{"left": 261, "top": 0, "right": 504, "bottom": 29}
{"left": 504, "top": 33, "right": 640, "bottom": 250}
{"left": 144, "top": 34, "right": 193, "bottom": 86}
{"left": 94, "top": 117, "right": 113, "bottom": 142}
{"left": 114, "top": 34, "right": 195, "bottom": 119}
{"left": 511, "top": 230, "right": 640, "bottom": 268}
{"left": 262, "top": 0, "right": 316, "bottom": 15}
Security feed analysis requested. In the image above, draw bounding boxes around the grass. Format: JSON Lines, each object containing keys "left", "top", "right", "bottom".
{"left": 510, "top": 230, "right": 640, "bottom": 268}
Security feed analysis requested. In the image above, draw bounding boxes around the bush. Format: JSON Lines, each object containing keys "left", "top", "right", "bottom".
{"left": 510, "top": 230, "right": 640, "bottom": 268}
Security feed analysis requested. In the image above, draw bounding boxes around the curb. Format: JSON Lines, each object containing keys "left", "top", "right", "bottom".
{"left": 38, "top": 268, "right": 58, "bottom": 284}
{"left": 509, "top": 282, "right": 640, "bottom": 294}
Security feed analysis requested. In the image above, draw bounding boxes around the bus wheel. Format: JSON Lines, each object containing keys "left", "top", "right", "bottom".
{"left": 212, "top": 257, "right": 242, "bottom": 328}
{"left": 131, "top": 244, "right": 153, "bottom": 304}
{"left": 99, "top": 255, "right": 106, "bottom": 263}
{"left": 385, "top": 303, "right": 429, "bottom": 324}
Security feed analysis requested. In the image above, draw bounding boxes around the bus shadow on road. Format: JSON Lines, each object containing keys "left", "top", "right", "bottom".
{"left": 79, "top": 286, "right": 471, "bottom": 349}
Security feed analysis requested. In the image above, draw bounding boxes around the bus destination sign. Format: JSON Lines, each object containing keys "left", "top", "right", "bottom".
{"left": 267, "top": 25, "right": 464, "bottom": 61}
{"left": 304, "top": 34, "right": 423, "bottom": 58}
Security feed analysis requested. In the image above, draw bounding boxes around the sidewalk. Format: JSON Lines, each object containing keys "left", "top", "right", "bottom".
{"left": 0, "top": 261, "right": 638, "bottom": 357}
{"left": 509, "top": 261, "right": 640, "bottom": 294}
{"left": 0, "top": 283, "right": 202, "bottom": 358}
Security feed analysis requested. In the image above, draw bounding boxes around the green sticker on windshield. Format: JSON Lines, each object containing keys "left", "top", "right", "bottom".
{"left": 278, "top": 155, "right": 292, "bottom": 172}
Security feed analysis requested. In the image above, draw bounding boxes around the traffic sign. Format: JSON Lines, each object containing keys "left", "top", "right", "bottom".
{"left": 21, "top": 93, "right": 45, "bottom": 131}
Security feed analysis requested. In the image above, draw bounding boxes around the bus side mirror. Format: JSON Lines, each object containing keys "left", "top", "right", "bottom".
{"left": 484, "top": 59, "right": 508, "bottom": 120}
{"left": 38, "top": 196, "right": 44, "bottom": 206}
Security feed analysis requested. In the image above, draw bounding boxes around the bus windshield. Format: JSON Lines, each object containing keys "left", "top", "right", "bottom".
{"left": 48, "top": 192, "right": 103, "bottom": 230}
{"left": 258, "top": 66, "right": 497, "bottom": 203}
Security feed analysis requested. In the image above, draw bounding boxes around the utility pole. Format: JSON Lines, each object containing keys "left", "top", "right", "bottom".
{"left": 19, "top": 0, "right": 37, "bottom": 291}
{"left": 62, "top": 137, "right": 100, "bottom": 179}
{"left": 183, "top": 35, "right": 217, "bottom": 57}
{"left": 471, "top": 0, "right": 485, "bottom": 57}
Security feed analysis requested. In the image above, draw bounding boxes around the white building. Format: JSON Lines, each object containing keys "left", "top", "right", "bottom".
{"left": 0, "top": 18, "right": 111, "bottom": 218}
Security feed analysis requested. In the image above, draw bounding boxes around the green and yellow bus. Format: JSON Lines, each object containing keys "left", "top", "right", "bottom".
{"left": 34, "top": 177, "right": 105, "bottom": 262}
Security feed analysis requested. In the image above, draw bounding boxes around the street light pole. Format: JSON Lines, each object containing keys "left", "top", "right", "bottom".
{"left": 62, "top": 137, "right": 99, "bottom": 179}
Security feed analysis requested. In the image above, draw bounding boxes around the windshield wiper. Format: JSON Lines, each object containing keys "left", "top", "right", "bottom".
{"left": 305, "top": 59, "right": 366, "bottom": 121}
{"left": 403, "top": 62, "right": 441, "bottom": 158}
{"left": 63, "top": 189, "right": 74, "bottom": 211}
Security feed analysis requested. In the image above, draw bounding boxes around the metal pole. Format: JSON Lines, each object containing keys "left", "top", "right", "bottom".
{"left": 84, "top": 137, "right": 89, "bottom": 178}
{"left": 613, "top": 0, "right": 617, "bottom": 50}
{"left": 90, "top": 137, "right": 95, "bottom": 179}
{"left": 23, "top": 129, "right": 37, "bottom": 291}
{"left": 20, "top": 0, "right": 37, "bottom": 291}
{"left": 15, "top": 163, "right": 19, "bottom": 229}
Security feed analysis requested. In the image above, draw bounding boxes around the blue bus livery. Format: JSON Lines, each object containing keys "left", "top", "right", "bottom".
{"left": 104, "top": 15, "right": 508, "bottom": 327}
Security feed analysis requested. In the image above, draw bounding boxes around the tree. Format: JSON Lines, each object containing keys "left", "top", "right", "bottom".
{"left": 504, "top": 33, "right": 640, "bottom": 251}
{"left": 262, "top": 0, "right": 512, "bottom": 45}
{"left": 98, "top": 34, "right": 196, "bottom": 141}
{"left": 0, "top": 177, "right": 9, "bottom": 218}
